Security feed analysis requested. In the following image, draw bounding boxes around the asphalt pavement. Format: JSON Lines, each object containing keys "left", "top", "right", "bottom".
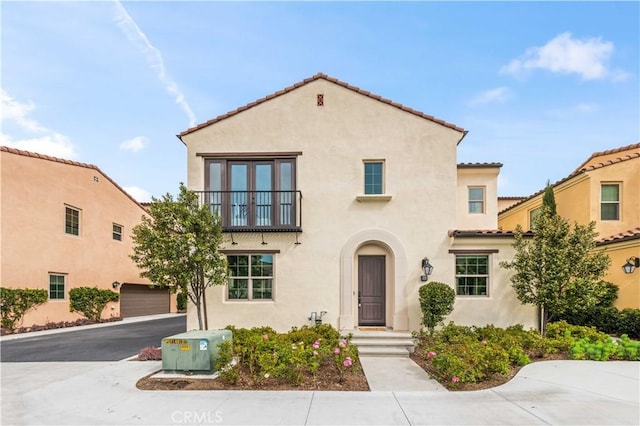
{"left": 0, "top": 314, "right": 186, "bottom": 361}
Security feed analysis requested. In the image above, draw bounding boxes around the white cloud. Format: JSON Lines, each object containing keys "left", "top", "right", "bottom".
{"left": 500, "top": 32, "right": 625, "bottom": 81}
{"left": 468, "top": 87, "right": 513, "bottom": 107}
{"left": 113, "top": 0, "right": 197, "bottom": 127}
{"left": 1, "top": 90, "right": 77, "bottom": 159}
{"left": 123, "top": 185, "right": 152, "bottom": 203}
{"left": 120, "top": 136, "right": 149, "bottom": 152}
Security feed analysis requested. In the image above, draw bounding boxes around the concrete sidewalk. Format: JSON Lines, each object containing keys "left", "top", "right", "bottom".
{"left": 2, "top": 359, "right": 638, "bottom": 425}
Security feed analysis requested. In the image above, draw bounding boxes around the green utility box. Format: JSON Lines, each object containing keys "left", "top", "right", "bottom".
{"left": 161, "top": 330, "right": 232, "bottom": 374}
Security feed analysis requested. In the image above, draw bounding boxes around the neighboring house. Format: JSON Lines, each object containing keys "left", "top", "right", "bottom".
{"left": 498, "top": 143, "right": 640, "bottom": 309}
{"left": 0, "top": 147, "right": 176, "bottom": 328}
{"left": 178, "top": 73, "right": 536, "bottom": 332}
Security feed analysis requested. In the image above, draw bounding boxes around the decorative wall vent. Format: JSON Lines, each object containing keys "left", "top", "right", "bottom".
{"left": 317, "top": 94, "right": 324, "bottom": 106}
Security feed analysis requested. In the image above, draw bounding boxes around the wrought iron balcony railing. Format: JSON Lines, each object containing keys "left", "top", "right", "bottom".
{"left": 195, "top": 190, "right": 302, "bottom": 232}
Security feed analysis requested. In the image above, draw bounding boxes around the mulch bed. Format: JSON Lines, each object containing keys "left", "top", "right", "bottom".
{"left": 1, "top": 317, "right": 123, "bottom": 336}
{"left": 136, "top": 358, "right": 370, "bottom": 391}
{"left": 410, "top": 345, "right": 568, "bottom": 391}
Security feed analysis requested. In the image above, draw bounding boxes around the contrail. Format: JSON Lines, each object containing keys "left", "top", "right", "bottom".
{"left": 113, "top": 0, "right": 197, "bottom": 127}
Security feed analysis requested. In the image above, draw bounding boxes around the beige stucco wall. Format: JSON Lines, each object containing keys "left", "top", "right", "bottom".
{"left": 456, "top": 167, "right": 500, "bottom": 230}
{"left": 498, "top": 156, "right": 639, "bottom": 308}
{"left": 599, "top": 240, "right": 640, "bottom": 309}
{"left": 446, "top": 237, "right": 537, "bottom": 329}
{"left": 183, "top": 78, "right": 536, "bottom": 333}
{"left": 0, "top": 149, "right": 171, "bottom": 327}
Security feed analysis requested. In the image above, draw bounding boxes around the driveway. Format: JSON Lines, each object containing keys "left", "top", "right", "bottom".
{"left": 0, "top": 315, "right": 186, "bottom": 362}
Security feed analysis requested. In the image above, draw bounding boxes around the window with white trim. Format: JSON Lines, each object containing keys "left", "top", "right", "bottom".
{"left": 455, "top": 254, "right": 489, "bottom": 296}
{"left": 113, "top": 223, "right": 123, "bottom": 241}
{"left": 468, "top": 187, "right": 485, "bottom": 214}
{"left": 49, "top": 274, "right": 66, "bottom": 300}
{"left": 601, "top": 183, "right": 620, "bottom": 221}
{"left": 364, "top": 161, "right": 384, "bottom": 195}
{"left": 227, "top": 254, "right": 274, "bottom": 300}
{"left": 65, "top": 206, "right": 80, "bottom": 236}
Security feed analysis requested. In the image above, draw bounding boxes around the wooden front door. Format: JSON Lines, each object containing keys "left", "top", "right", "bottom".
{"left": 358, "top": 255, "right": 386, "bottom": 326}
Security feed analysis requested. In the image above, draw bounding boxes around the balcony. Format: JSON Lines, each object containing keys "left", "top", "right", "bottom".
{"left": 195, "top": 190, "right": 302, "bottom": 232}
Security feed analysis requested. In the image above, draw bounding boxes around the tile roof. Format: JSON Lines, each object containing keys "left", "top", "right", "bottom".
{"left": 178, "top": 72, "right": 467, "bottom": 138}
{"left": 457, "top": 162, "right": 503, "bottom": 168}
{"left": 572, "top": 142, "right": 640, "bottom": 174}
{"left": 498, "top": 196, "right": 527, "bottom": 200}
{"left": 448, "top": 229, "right": 534, "bottom": 238}
{"left": 499, "top": 144, "right": 640, "bottom": 214}
{"left": 596, "top": 228, "right": 640, "bottom": 246}
{"left": 1, "top": 146, "right": 148, "bottom": 211}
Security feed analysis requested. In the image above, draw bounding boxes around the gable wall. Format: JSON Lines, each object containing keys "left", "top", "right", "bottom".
{"left": 1, "top": 150, "right": 155, "bottom": 326}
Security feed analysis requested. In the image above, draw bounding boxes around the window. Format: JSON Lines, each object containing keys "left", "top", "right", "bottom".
{"left": 455, "top": 255, "right": 489, "bottom": 296}
{"left": 364, "top": 161, "right": 384, "bottom": 195}
{"left": 529, "top": 207, "right": 542, "bottom": 230}
{"left": 112, "top": 223, "right": 123, "bottom": 241}
{"left": 49, "top": 274, "right": 65, "bottom": 300}
{"left": 205, "top": 158, "right": 297, "bottom": 228}
{"left": 468, "top": 187, "right": 485, "bottom": 214}
{"left": 65, "top": 206, "right": 80, "bottom": 236}
{"left": 227, "top": 254, "right": 274, "bottom": 300}
{"left": 601, "top": 183, "right": 620, "bottom": 220}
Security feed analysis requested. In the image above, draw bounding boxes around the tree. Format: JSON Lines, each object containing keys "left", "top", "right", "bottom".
{"left": 69, "top": 287, "right": 119, "bottom": 322}
{"left": 500, "top": 204, "right": 610, "bottom": 335}
{"left": 130, "top": 183, "right": 227, "bottom": 330}
{"left": 419, "top": 282, "right": 455, "bottom": 336}
{"left": 542, "top": 181, "right": 556, "bottom": 216}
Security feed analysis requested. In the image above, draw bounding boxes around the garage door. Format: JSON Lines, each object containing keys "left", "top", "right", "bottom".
{"left": 120, "top": 284, "right": 170, "bottom": 317}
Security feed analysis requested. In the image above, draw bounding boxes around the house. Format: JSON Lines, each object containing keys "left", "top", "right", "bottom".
{"left": 178, "top": 73, "right": 536, "bottom": 332}
{"left": 498, "top": 143, "right": 640, "bottom": 309}
{"left": 0, "top": 146, "right": 176, "bottom": 328}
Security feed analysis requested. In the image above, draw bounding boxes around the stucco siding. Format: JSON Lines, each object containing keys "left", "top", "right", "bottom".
{"left": 1, "top": 149, "right": 169, "bottom": 327}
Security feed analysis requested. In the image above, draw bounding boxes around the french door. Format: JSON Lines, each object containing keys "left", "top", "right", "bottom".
{"left": 206, "top": 159, "right": 295, "bottom": 228}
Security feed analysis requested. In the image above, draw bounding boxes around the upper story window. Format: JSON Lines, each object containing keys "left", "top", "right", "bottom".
{"left": 227, "top": 254, "right": 274, "bottom": 301}
{"left": 468, "top": 187, "right": 485, "bottom": 214}
{"left": 601, "top": 183, "right": 620, "bottom": 221}
{"left": 364, "top": 161, "right": 384, "bottom": 195}
{"left": 49, "top": 273, "right": 66, "bottom": 300}
{"left": 204, "top": 157, "right": 299, "bottom": 229}
{"left": 113, "top": 223, "right": 123, "bottom": 241}
{"left": 455, "top": 254, "right": 489, "bottom": 296}
{"left": 65, "top": 206, "right": 80, "bottom": 236}
{"left": 529, "top": 207, "right": 542, "bottom": 230}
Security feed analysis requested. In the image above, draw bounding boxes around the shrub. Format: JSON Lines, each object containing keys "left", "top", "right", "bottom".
{"left": 0, "top": 287, "right": 48, "bottom": 333}
{"left": 138, "top": 346, "right": 162, "bottom": 360}
{"left": 176, "top": 292, "right": 187, "bottom": 311}
{"left": 419, "top": 282, "right": 455, "bottom": 335}
{"left": 618, "top": 309, "right": 640, "bottom": 339}
{"left": 221, "top": 324, "right": 358, "bottom": 385}
{"left": 69, "top": 287, "right": 119, "bottom": 322}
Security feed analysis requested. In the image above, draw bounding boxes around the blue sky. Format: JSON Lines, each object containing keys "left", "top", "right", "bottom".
{"left": 2, "top": 1, "right": 638, "bottom": 201}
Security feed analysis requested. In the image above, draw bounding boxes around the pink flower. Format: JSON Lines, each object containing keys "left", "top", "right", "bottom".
{"left": 481, "top": 340, "right": 487, "bottom": 346}
{"left": 313, "top": 340, "right": 320, "bottom": 349}
{"left": 339, "top": 339, "right": 347, "bottom": 348}
{"left": 452, "top": 376, "right": 460, "bottom": 383}
{"left": 427, "top": 351, "right": 437, "bottom": 359}
{"left": 343, "top": 357, "right": 353, "bottom": 367}
{"left": 262, "top": 334, "right": 269, "bottom": 340}
{"left": 333, "top": 348, "right": 340, "bottom": 355}
{"left": 313, "top": 350, "right": 319, "bottom": 356}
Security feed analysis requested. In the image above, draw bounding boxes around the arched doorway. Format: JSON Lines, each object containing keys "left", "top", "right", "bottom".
{"left": 339, "top": 229, "right": 408, "bottom": 331}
